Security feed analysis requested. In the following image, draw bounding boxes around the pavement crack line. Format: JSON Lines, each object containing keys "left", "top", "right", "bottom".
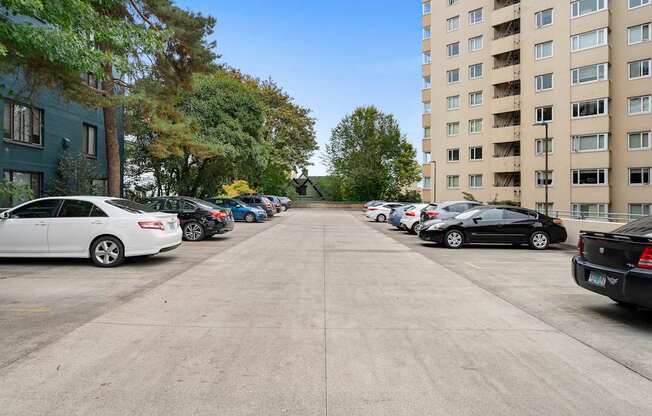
{"left": 358, "top": 213, "right": 652, "bottom": 384}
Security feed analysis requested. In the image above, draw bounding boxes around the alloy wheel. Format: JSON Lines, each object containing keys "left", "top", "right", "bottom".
{"left": 413, "top": 222, "right": 422, "bottom": 233}
{"left": 184, "top": 223, "right": 204, "bottom": 241}
{"left": 531, "top": 232, "right": 549, "bottom": 249}
{"left": 445, "top": 231, "right": 463, "bottom": 248}
{"left": 244, "top": 213, "right": 255, "bottom": 223}
{"left": 94, "top": 240, "right": 120, "bottom": 265}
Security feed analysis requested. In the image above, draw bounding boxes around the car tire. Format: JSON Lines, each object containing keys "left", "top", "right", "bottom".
{"left": 443, "top": 230, "right": 464, "bottom": 249}
{"left": 529, "top": 231, "right": 550, "bottom": 250}
{"left": 90, "top": 236, "right": 125, "bottom": 268}
{"left": 183, "top": 221, "right": 205, "bottom": 241}
{"left": 411, "top": 222, "right": 422, "bottom": 235}
{"left": 376, "top": 214, "right": 386, "bottom": 222}
{"left": 281, "top": 205, "right": 288, "bottom": 212}
{"left": 244, "top": 213, "right": 255, "bottom": 223}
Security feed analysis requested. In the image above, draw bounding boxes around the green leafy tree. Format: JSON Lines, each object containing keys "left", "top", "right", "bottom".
{"left": 0, "top": 180, "right": 33, "bottom": 207}
{"left": 46, "top": 151, "right": 103, "bottom": 196}
{"left": 324, "top": 106, "right": 421, "bottom": 202}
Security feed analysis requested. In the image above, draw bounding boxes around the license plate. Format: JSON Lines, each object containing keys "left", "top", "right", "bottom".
{"left": 588, "top": 271, "right": 607, "bottom": 287}
{"left": 167, "top": 222, "right": 176, "bottom": 230}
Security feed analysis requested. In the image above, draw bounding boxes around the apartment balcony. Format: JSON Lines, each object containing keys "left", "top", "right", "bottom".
{"left": 422, "top": 138, "right": 431, "bottom": 153}
{"left": 422, "top": 39, "right": 430, "bottom": 52}
{"left": 492, "top": 64, "right": 520, "bottom": 84}
{"left": 492, "top": 34, "right": 520, "bottom": 56}
{"left": 570, "top": 150, "right": 610, "bottom": 169}
{"left": 571, "top": 117, "right": 610, "bottom": 137}
{"left": 492, "top": 155, "right": 521, "bottom": 173}
{"left": 494, "top": 172, "right": 521, "bottom": 187}
{"left": 422, "top": 64, "right": 431, "bottom": 78}
{"left": 422, "top": 88, "right": 431, "bottom": 103}
{"left": 493, "top": 19, "right": 520, "bottom": 41}
{"left": 492, "top": 95, "right": 520, "bottom": 113}
{"left": 493, "top": 49, "right": 520, "bottom": 70}
{"left": 421, "top": 188, "right": 434, "bottom": 203}
{"left": 492, "top": 2, "right": 521, "bottom": 26}
{"left": 422, "top": 163, "right": 433, "bottom": 178}
{"left": 422, "top": 113, "right": 431, "bottom": 128}
{"left": 491, "top": 125, "right": 520, "bottom": 143}
{"left": 422, "top": 13, "right": 431, "bottom": 27}
{"left": 490, "top": 187, "right": 521, "bottom": 203}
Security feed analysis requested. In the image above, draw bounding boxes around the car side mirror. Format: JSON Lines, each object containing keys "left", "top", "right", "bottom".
{"left": 472, "top": 218, "right": 479, "bottom": 223}
{"left": 0, "top": 210, "right": 10, "bottom": 219}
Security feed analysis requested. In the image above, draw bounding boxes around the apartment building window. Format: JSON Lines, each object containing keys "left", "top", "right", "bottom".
{"left": 571, "top": 203, "right": 608, "bottom": 219}
{"left": 535, "top": 138, "right": 553, "bottom": 155}
{"left": 468, "top": 35, "right": 483, "bottom": 52}
{"left": 629, "top": 59, "right": 651, "bottom": 79}
{"left": 423, "top": 1, "right": 431, "bottom": 15}
{"left": 82, "top": 124, "right": 98, "bottom": 157}
{"left": 571, "top": 63, "right": 608, "bottom": 85}
{"left": 571, "top": 133, "right": 608, "bottom": 152}
{"left": 469, "top": 63, "right": 483, "bottom": 79}
{"left": 469, "top": 146, "right": 483, "bottom": 161}
{"left": 535, "top": 41, "right": 553, "bottom": 60}
{"left": 448, "top": 0, "right": 459, "bottom": 5}
{"left": 469, "top": 118, "right": 483, "bottom": 134}
{"left": 469, "top": 174, "right": 483, "bottom": 188}
{"left": 423, "top": 26, "right": 432, "bottom": 39}
{"left": 629, "top": 95, "right": 651, "bottom": 115}
{"left": 535, "top": 73, "right": 553, "bottom": 92}
{"left": 447, "top": 16, "right": 460, "bottom": 32}
{"left": 572, "top": 169, "right": 608, "bottom": 186}
{"left": 423, "top": 51, "right": 432, "bottom": 64}
{"left": 447, "top": 175, "right": 460, "bottom": 189}
{"left": 571, "top": 0, "right": 607, "bottom": 18}
{"left": 447, "top": 122, "right": 460, "bottom": 137}
{"left": 447, "top": 68, "right": 460, "bottom": 83}
{"left": 469, "top": 8, "right": 483, "bottom": 25}
{"left": 447, "top": 148, "right": 460, "bottom": 162}
{"left": 536, "top": 202, "right": 554, "bottom": 213}
{"left": 424, "top": 127, "right": 431, "bottom": 138}
{"left": 628, "top": 131, "right": 651, "bottom": 150}
{"left": 629, "top": 204, "right": 651, "bottom": 218}
{"left": 535, "top": 106, "right": 553, "bottom": 123}
{"left": 630, "top": 0, "right": 651, "bottom": 9}
{"left": 423, "top": 76, "right": 431, "bottom": 89}
{"left": 629, "top": 168, "right": 650, "bottom": 185}
{"left": 2, "top": 170, "right": 43, "bottom": 205}
{"left": 469, "top": 91, "right": 483, "bottom": 107}
{"left": 628, "top": 23, "right": 651, "bottom": 45}
{"left": 572, "top": 98, "right": 608, "bottom": 118}
{"left": 535, "top": 9, "right": 553, "bottom": 28}
{"left": 536, "top": 171, "right": 553, "bottom": 187}
{"left": 571, "top": 28, "right": 608, "bottom": 52}
{"left": 447, "top": 95, "right": 460, "bottom": 110}
{"left": 3, "top": 100, "right": 44, "bottom": 146}
{"left": 424, "top": 102, "right": 432, "bottom": 114}
{"left": 447, "top": 42, "right": 460, "bottom": 57}
{"left": 423, "top": 152, "right": 432, "bottom": 164}
{"left": 423, "top": 176, "right": 432, "bottom": 188}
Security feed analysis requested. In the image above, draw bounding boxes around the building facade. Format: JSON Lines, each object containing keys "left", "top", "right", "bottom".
{"left": 0, "top": 73, "right": 124, "bottom": 206}
{"left": 421, "top": 0, "right": 652, "bottom": 219}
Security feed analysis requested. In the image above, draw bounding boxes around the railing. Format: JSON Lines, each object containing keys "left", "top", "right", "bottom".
{"left": 548, "top": 210, "right": 645, "bottom": 223}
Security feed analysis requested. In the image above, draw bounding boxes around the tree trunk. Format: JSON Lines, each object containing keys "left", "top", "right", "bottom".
{"left": 102, "top": 70, "right": 121, "bottom": 197}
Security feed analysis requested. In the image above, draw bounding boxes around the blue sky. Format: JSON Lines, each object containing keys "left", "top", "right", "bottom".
{"left": 176, "top": 0, "right": 423, "bottom": 176}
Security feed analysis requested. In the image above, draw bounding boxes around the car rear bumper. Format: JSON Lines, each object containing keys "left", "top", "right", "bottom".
{"left": 206, "top": 219, "right": 234, "bottom": 235}
{"left": 572, "top": 256, "right": 652, "bottom": 308}
{"left": 126, "top": 229, "right": 183, "bottom": 257}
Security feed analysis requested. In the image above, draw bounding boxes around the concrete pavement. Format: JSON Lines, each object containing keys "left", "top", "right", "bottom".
{"left": 1, "top": 209, "right": 652, "bottom": 415}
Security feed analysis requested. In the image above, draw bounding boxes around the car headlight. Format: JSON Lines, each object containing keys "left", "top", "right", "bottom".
{"left": 427, "top": 222, "right": 445, "bottom": 231}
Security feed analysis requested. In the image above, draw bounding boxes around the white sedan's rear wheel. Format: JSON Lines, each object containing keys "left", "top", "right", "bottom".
{"left": 376, "top": 214, "right": 386, "bottom": 222}
{"left": 90, "top": 236, "right": 125, "bottom": 267}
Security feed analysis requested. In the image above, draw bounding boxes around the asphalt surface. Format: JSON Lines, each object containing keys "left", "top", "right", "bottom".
{"left": 0, "top": 209, "right": 651, "bottom": 415}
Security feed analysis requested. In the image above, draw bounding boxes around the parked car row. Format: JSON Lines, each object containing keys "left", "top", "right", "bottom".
{"left": 365, "top": 200, "right": 568, "bottom": 250}
{"left": 0, "top": 193, "right": 293, "bottom": 267}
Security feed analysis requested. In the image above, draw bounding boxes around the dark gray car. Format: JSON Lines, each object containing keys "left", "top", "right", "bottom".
{"left": 420, "top": 201, "right": 483, "bottom": 223}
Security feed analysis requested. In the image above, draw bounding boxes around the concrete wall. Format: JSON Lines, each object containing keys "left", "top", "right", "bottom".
{"left": 561, "top": 218, "right": 625, "bottom": 247}
{"left": 294, "top": 202, "right": 364, "bottom": 210}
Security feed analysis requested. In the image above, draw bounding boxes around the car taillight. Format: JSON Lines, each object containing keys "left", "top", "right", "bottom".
{"left": 406, "top": 211, "right": 416, "bottom": 217}
{"left": 637, "top": 247, "right": 652, "bottom": 269}
{"left": 139, "top": 220, "right": 164, "bottom": 231}
{"left": 425, "top": 210, "right": 439, "bottom": 218}
{"left": 578, "top": 236, "right": 584, "bottom": 257}
{"left": 553, "top": 218, "right": 563, "bottom": 225}
{"left": 368, "top": 207, "right": 377, "bottom": 211}
{"left": 211, "top": 210, "right": 227, "bottom": 220}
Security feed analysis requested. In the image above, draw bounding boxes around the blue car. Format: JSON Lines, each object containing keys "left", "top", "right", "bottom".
{"left": 207, "top": 198, "right": 267, "bottom": 223}
{"left": 388, "top": 205, "right": 414, "bottom": 229}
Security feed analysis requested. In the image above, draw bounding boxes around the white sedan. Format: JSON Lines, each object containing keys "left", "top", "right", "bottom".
{"left": 400, "top": 203, "right": 429, "bottom": 234}
{"left": 0, "top": 196, "right": 182, "bottom": 267}
{"left": 365, "top": 203, "right": 404, "bottom": 222}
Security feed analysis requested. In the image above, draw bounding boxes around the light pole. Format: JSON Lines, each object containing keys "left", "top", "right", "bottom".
{"left": 534, "top": 122, "right": 550, "bottom": 217}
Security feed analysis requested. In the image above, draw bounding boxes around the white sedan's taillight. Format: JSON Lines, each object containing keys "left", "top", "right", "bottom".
{"left": 138, "top": 220, "right": 164, "bottom": 231}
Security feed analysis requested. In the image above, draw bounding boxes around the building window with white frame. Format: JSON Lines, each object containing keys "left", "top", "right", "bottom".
{"left": 469, "top": 118, "right": 483, "bottom": 134}
{"left": 447, "top": 68, "right": 460, "bottom": 83}
{"left": 629, "top": 95, "right": 651, "bottom": 115}
{"left": 468, "top": 8, "right": 483, "bottom": 25}
{"left": 469, "top": 174, "right": 483, "bottom": 188}
{"left": 447, "top": 42, "right": 460, "bottom": 57}
{"left": 535, "top": 73, "right": 553, "bottom": 92}
{"left": 629, "top": 168, "right": 651, "bottom": 185}
{"left": 536, "top": 171, "right": 553, "bottom": 187}
{"left": 424, "top": 127, "right": 431, "bottom": 138}
{"left": 424, "top": 101, "right": 432, "bottom": 114}
{"left": 423, "top": 1, "right": 431, "bottom": 15}
{"left": 628, "top": 131, "right": 651, "bottom": 150}
{"left": 629, "top": 59, "right": 651, "bottom": 79}
{"left": 468, "top": 35, "right": 483, "bottom": 52}
{"left": 535, "top": 106, "right": 553, "bottom": 123}
{"left": 469, "top": 146, "right": 483, "bottom": 161}
{"left": 447, "top": 95, "right": 460, "bottom": 110}
{"left": 571, "top": 133, "right": 608, "bottom": 152}
{"left": 628, "top": 23, "right": 651, "bottom": 45}
{"left": 447, "top": 148, "right": 460, "bottom": 162}
{"left": 447, "top": 175, "right": 460, "bottom": 189}
{"left": 423, "top": 25, "right": 431, "bottom": 39}
{"left": 469, "top": 91, "right": 483, "bottom": 107}
{"left": 536, "top": 202, "right": 554, "bottom": 214}
{"left": 3, "top": 100, "right": 44, "bottom": 146}
{"left": 571, "top": 203, "right": 608, "bottom": 219}
{"left": 82, "top": 124, "right": 97, "bottom": 157}
{"left": 571, "top": 0, "right": 607, "bottom": 18}
{"left": 423, "top": 51, "right": 432, "bottom": 64}
{"left": 2, "top": 170, "right": 43, "bottom": 205}
{"left": 572, "top": 98, "right": 608, "bottom": 118}
{"left": 535, "top": 41, "right": 553, "bottom": 60}
{"left": 423, "top": 75, "right": 431, "bottom": 89}
{"left": 447, "top": 122, "right": 460, "bottom": 137}
{"left": 448, "top": 0, "right": 459, "bottom": 5}
{"left": 423, "top": 152, "right": 432, "bottom": 164}
{"left": 629, "top": 204, "right": 651, "bottom": 218}
{"left": 571, "top": 63, "right": 608, "bottom": 85}
{"left": 572, "top": 169, "right": 608, "bottom": 186}
{"left": 447, "top": 16, "right": 459, "bottom": 32}
{"left": 630, "top": 0, "right": 651, "bottom": 9}
{"left": 423, "top": 176, "right": 432, "bottom": 188}
{"left": 571, "top": 28, "right": 608, "bottom": 52}
{"left": 469, "top": 63, "right": 483, "bottom": 79}
{"left": 535, "top": 138, "right": 553, "bottom": 155}
{"left": 535, "top": 9, "right": 553, "bottom": 28}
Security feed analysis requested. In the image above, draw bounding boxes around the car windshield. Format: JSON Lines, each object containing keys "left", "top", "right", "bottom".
{"left": 191, "top": 199, "right": 220, "bottom": 210}
{"left": 404, "top": 205, "right": 415, "bottom": 211}
{"left": 106, "top": 199, "right": 157, "bottom": 214}
{"left": 455, "top": 209, "right": 481, "bottom": 220}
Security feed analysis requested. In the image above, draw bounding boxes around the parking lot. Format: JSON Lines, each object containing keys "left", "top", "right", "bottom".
{"left": 1, "top": 209, "right": 652, "bottom": 415}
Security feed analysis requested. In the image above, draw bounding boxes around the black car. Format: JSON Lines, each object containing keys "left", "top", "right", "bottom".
{"left": 573, "top": 216, "right": 652, "bottom": 308}
{"left": 419, "top": 205, "right": 567, "bottom": 249}
{"left": 143, "top": 197, "right": 234, "bottom": 241}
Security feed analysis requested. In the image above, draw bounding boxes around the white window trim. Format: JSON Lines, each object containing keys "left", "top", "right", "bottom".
{"left": 571, "top": 133, "right": 609, "bottom": 153}
{"left": 469, "top": 119, "right": 483, "bottom": 134}
{"left": 423, "top": 1, "right": 431, "bottom": 16}
{"left": 535, "top": 41, "right": 554, "bottom": 60}
{"left": 571, "top": 28, "right": 608, "bottom": 52}
{"left": 628, "top": 95, "right": 652, "bottom": 115}
{"left": 628, "top": 23, "right": 651, "bottom": 45}
{"left": 469, "top": 175, "right": 483, "bottom": 189}
{"left": 628, "top": 59, "right": 651, "bottom": 80}
{"left": 535, "top": 138, "right": 554, "bottom": 155}
{"left": 468, "top": 35, "right": 483, "bottom": 52}
{"left": 571, "top": 98, "right": 609, "bottom": 119}
{"left": 447, "top": 176, "right": 461, "bottom": 190}
{"left": 447, "top": 42, "right": 460, "bottom": 58}
{"left": 629, "top": 168, "right": 651, "bottom": 186}
{"left": 469, "top": 147, "right": 483, "bottom": 161}
{"left": 446, "top": 16, "right": 460, "bottom": 33}
{"left": 447, "top": 148, "right": 460, "bottom": 163}
{"left": 423, "top": 26, "right": 432, "bottom": 39}
{"left": 535, "top": 73, "right": 554, "bottom": 92}
{"left": 469, "top": 64, "right": 483, "bottom": 80}
{"left": 571, "top": 169, "right": 609, "bottom": 186}
{"left": 535, "top": 106, "right": 554, "bottom": 123}
{"left": 571, "top": 63, "right": 609, "bottom": 86}
{"left": 446, "top": 122, "right": 460, "bottom": 137}
{"left": 469, "top": 91, "right": 483, "bottom": 107}
{"left": 628, "top": 131, "right": 652, "bottom": 151}
{"left": 447, "top": 69, "right": 460, "bottom": 84}
{"left": 629, "top": 0, "right": 651, "bottom": 10}
{"left": 535, "top": 171, "right": 554, "bottom": 187}
{"left": 570, "top": 0, "right": 609, "bottom": 19}
{"left": 468, "top": 8, "right": 483, "bottom": 25}
{"left": 447, "top": 96, "right": 461, "bottom": 111}
{"left": 535, "top": 9, "right": 554, "bottom": 28}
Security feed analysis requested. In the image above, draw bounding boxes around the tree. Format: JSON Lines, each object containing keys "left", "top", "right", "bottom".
{"left": 324, "top": 106, "right": 421, "bottom": 202}
{"left": 222, "top": 180, "right": 255, "bottom": 198}
{"left": 47, "top": 151, "right": 103, "bottom": 196}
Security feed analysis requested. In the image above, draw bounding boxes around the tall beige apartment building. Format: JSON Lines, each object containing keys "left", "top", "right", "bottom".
{"left": 421, "top": 0, "right": 652, "bottom": 218}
